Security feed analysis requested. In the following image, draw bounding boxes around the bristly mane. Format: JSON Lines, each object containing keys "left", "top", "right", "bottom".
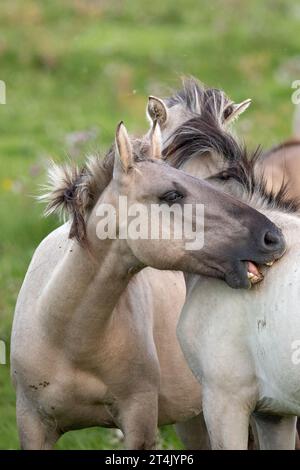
{"left": 166, "top": 76, "right": 232, "bottom": 127}
{"left": 40, "top": 136, "right": 150, "bottom": 245}
{"left": 163, "top": 78, "right": 242, "bottom": 167}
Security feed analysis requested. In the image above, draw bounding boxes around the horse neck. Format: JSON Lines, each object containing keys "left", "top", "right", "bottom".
{"left": 41, "top": 190, "right": 138, "bottom": 349}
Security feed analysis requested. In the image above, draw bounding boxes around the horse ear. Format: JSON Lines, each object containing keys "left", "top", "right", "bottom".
{"left": 113, "top": 122, "right": 134, "bottom": 178}
{"left": 224, "top": 98, "right": 252, "bottom": 123}
{"left": 147, "top": 96, "right": 168, "bottom": 127}
{"left": 150, "top": 120, "right": 162, "bottom": 160}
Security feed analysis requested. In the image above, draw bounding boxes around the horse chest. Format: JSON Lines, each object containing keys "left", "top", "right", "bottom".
{"left": 28, "top": 365, "right": 115, "bottom": 429}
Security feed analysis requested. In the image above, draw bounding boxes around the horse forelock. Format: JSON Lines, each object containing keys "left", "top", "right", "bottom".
{"left": 166, "top": 76, "right": 230, "bottom": 126}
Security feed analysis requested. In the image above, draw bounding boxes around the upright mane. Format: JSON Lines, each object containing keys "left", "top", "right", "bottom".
{"left": 40, "top": 135, "right": 150, "bottom": 245}
{"left": 166, "top": 76, "right": 232, "bottom": 127}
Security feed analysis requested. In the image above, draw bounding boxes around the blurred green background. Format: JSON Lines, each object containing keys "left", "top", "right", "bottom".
{"left": 0, "top": 0, "right": 300, "bottom": 450}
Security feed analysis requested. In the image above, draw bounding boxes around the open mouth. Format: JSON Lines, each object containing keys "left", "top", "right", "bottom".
{"left": 246, "top": 260, "right": 274, "bottom": 285}
{"left": 223, "top": 256, "right": 278, "bottom": 289}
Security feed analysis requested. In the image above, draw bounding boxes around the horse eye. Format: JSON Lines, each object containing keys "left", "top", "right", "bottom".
{"left": 219, "top": 172, "right": 231, "bottom": 181}
{"left": 160, "top": 190, "right": 184, "bottom": 202}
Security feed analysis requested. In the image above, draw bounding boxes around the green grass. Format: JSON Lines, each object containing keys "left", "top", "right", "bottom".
{"left": 0, "top": 0, "right": 300, "bottom": 449}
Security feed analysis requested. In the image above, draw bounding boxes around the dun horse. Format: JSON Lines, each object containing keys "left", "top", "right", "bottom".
{"left": 170, "top": 115, "right": 300, "bottom": 449}
{"left": 11, "top": 112, "right": 284, "bottom": 449}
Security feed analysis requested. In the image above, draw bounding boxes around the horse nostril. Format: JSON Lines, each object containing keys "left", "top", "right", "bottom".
{"left": 263, "top": 230, "right": 284, "bottom": 250}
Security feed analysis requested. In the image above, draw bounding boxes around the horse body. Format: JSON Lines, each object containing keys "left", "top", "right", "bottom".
{"left": 12, "top": 222, "right": 200, "bottom": 436}
{"left": 251, "top": 232, "right": 300, "bottom": 416}
{"left": 177, "top": 155, "right": 300, "bottom": 449}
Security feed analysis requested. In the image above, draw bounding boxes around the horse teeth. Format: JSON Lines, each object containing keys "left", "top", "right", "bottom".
{"left": 265, "top": 261, "right": 274, "bottom": 267}
{"left": 248, "top": 272, "right": 263, "bottom": 284}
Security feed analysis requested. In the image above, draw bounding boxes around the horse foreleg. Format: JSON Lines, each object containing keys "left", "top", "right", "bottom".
{"left": 116, "top": 391, "right": 158, "bottom": 450}
{"left": 202, "top": 387, "right": 251, "bottom": 450}
{"left": 175, "top": 413, "right": 211, "bottom": 449}
{"left": 253, "top": 413, "right": 296, "bottom": 450}
{"left": 249, "top": 416, "right": 260, "bottom": 449}
{"left": 295, "top": 418, "right": 300, "bottom": 449}
{"left": 17, "top": 396, "right": 60, "bottom": 450}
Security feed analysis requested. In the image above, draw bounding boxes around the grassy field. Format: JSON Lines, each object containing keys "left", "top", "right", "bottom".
{"left": 0, "top": 0, "right": 300, "bottom": 450}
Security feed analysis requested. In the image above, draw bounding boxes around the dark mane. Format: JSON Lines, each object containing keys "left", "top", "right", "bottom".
{"left": 163, "top": 114, "right": 243, "bottom": 167}
{"left": 163, "top": 78, "right": 242, "bottom": 167}
{"left": 163, "top": 110, "right": 300, "bottom": 213}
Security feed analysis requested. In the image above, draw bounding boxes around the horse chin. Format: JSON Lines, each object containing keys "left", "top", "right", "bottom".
{"left": 225, "top": 260, "right": 268, "bottom": 289}
{"left": 224, "top": 262, "right": 251, "bottom": 289}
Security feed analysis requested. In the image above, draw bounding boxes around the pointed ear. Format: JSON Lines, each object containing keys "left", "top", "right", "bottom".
{"left": 224, "top": 98, "right": 252, "bottom": 123}
{"left": 147, "top": 96, "right": 168, "bottom": 127}
{"left": 113, "top": 122, "right": 134, "bottom": 178}
{"left": 150, "top": 120, "right": 162, "bottom": 160}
